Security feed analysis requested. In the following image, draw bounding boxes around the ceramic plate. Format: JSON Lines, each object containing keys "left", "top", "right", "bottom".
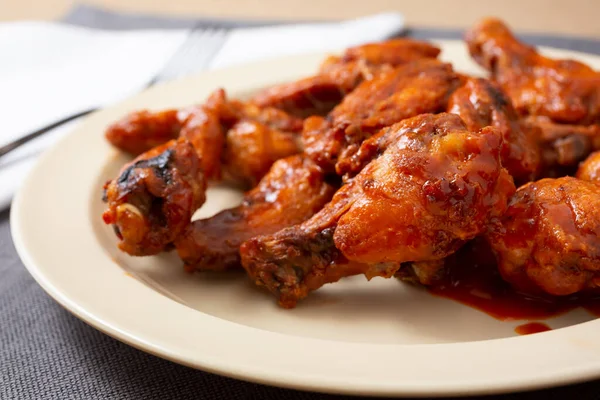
{"left": 12, "top": 40, "right": 600, "bottom": 397}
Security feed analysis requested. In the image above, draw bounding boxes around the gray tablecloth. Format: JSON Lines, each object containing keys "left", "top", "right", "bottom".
{"left": 3, "top": 5, "right": 600, "bottom": 399}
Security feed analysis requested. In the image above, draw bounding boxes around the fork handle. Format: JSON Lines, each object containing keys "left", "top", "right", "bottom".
{"left": 0, "top": 108, "right": 98, "bottom": 158}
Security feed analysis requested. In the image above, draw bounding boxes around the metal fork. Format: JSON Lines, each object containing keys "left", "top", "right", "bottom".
{"left": 0, "top": 24, "right": 229, "bottom": 158}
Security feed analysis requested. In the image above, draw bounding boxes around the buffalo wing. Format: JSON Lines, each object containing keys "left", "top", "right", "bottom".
{"left": 466, "top": 18, "right": 600, "bottom": 125}
{"left": 102, "top": 139, "right": 206, "bottom": 256}
{"left": 485, "top": 177, "right": 600, "bottom": 296}
{"left": 175, "top": 155, "right": 336, "bottom": 272}
{"left": 303, "top": 59, "right": 460, "bottom": 173}
{"left": 447, "top": 77, "right": 540, "bottom": 183}
{"left": 251, "top": 39, "right": 441, "bottom": 117}
{"left": 241, "top": 113, "right": 515, "bottom": 307}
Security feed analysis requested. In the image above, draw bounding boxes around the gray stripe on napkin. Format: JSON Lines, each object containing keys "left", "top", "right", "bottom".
{"left": 63, "top": 5, "right": 300, "bottom": 30}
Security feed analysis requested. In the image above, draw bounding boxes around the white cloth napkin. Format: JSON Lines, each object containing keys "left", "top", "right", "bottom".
{"left": 0, "top": 13, "right": 404, "bottom": 210}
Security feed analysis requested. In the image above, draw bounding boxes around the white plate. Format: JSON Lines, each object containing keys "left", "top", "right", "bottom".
{"left": 11, "top": 40, "right": 600, "bottom": 397}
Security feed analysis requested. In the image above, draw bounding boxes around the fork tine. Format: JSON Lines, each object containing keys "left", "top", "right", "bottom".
{"left": 150, "top": 25, "right": 229, "bottom": 85}
{"left": 184, "top": 29, "right": 227, "bottom": 73}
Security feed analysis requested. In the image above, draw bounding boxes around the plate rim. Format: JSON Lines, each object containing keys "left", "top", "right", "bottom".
{"left": 11, "top": 40, "right": 600, "bottom": 397}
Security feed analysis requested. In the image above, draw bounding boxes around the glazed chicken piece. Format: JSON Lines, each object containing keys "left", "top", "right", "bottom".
{"left": 521, "top": 116, "right": 600, "bottom": 173}
{"left": 335, "top": 38, "right": 441, "bottom": 66}
{"left": 303, "top": 59, "right": 460, "bottom": 173}
{"left": 102, "top": 90, "right": 304, "bottom": 256}
{"left": 234, "top": 102, "right": 304, "bottom": 133}
{"left": 105, "top": 89, "right": 229, "bottom": 159}
{"left": 577, "top": 151, "right": 600, "bottom": 183}
{"left": 178, "top": 104, "right": 225, "bottom": 181}
{"left": 222, "top": 120, "right": 300, "bottom": 187}
{"left": 485, "top": 177, "right": 600, "bottom": 296}
{"left": 466, "top": 18, "right": 600, "bottom": 125}
{"left": 241, "top": 113, "right": 515, "bottom": 307}
{"left": 105, "top": 89, "right": 303, "bottom": 186}
{"left": 447, "top": 77, "right": 540, "bottom": 184}
{"left": 175, "top": 155, "right": 336, "bottom": 271}
{"left": 104, "top": 109, "right": 182, "bottom": 156}
{"left": 251, "top": 39, "right": 441, "bottom": 118}
{"left": 250, "top": 61, "right": 372, "bottom": 119}
{"left": 102, "top": 138, "right": 206, "bottom": 256}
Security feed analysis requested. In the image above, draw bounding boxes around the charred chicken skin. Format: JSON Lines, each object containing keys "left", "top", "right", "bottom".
{"left": 303, "top": 59, "right": 460, "bottom": 174}
{"left": 251, "top": 39, "right": 441, "bottom": 118}
{"left": 175, "top": 155, "right": 336, "bottom": 271}
{"left": 485, "top": 177, "right": 600, "bottom": 296}
{"left": 241, "top": 113, "right": 515, "bottom": 307}
{"left": 102, "top": 138, "right": 206, "bottom": 256}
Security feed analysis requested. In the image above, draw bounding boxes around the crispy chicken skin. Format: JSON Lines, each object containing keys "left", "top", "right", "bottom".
{"left": 241, "top": 113, "right": 515, "bottom": 307}
{"left": 251, "top": 39, "right": 441, "bottom": 118}
{"left": 577, "top": 151, "right": 600, "bottom": 183}
{"left": 104, "top": 89, "right": 230, "bottom": 158}
{"left": 222, "top": 120, "right": 300, "bottom": 187}
{"left": 175, "top": 155, "right": 336, "bottom": 272}
{"left": 102, "top": 139, "right": 206, "bottom": 256}
{"left": 178, "top": 105, "right": 225, "bottom": 181}
{"left": 105, "top": 89, "right": 303, "bottom": 186}
{"left": 466, "top": 18, "right": 600, "bottom": 124}
{"left": 250, "top": 61, "right": 370, "bottom": 119}
{"left": 338, "top": 38, "right": 441, "bottom": 66}
{"left": 303, "top": 59, "right": 460, "bottom": 173}
{"left": 521, "top": 116, "right": 600, "bottom": 171}
{"left": 447, "top": 78, "right": 540, "bottom": 184}
{"left": 105, "top": 109, "right": 182, "bottom": 156}
{"left": 234, "top": 102, "right": 304, "bottom": 133}
{"left": 485, "top": 177, "right": 600, "bottom": 296}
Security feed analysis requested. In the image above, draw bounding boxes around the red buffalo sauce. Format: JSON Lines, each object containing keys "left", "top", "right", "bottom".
{"left": 425, "top": 239, "right": 600, "bottom": 320}
{"left": 514, "top": 322, "right": 552, "bottom": 335}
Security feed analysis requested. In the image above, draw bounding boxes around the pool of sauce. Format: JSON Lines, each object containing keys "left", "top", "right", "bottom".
{"left": 514, "top": 322, "right": 552, "bottom": 335}
{"left": 426, "top": 240, "right": 600, "bottom": 321}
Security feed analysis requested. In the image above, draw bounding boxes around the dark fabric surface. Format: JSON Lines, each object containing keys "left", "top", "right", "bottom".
{"left": 4, "top": 5, "right": 600, "bottom": 399}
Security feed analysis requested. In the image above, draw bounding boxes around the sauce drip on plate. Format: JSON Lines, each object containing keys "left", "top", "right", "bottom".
{"left": 426, "top": 239, "right": 600, "bottom": 320}
{"left": 514, "top": 322, "right": 552, "bottom": 335}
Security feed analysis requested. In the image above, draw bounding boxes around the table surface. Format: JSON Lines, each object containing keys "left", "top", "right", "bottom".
{"left": 3, "top": 0, "right": 600, "bottom": 38}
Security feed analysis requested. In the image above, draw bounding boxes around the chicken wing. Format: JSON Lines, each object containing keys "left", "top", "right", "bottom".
{"left": 241, "top": 113, "right": 515, "bottom": 307}
{"left": 175, "top": 155, "right": 336, "bottom": 271}
{"left": 466, "top": 18, "right": 600, "bottom": 124}
{"left": 105, "top": 109, "right": 182, "bottom": 156}
{"left": 105, "top": 89, "right": 230, "bottom": 158}
{"left": 178, "top": 104, "right": 225, "bottom": 181}
{"left": 102, "top": 89, "right": 306, "bottom": 255}
{"left": 105, "top": 89, "right": 303, "bottom": 184}
{"left": 222, "top": 120, "right": 301, "bottom": 187}
{"left": 234, "top": 102, "right": 304, "bottom": 133}
{"left": 577, "top": 151, "right": 600, "bottom": 183}
{"left": 102, "top": 139, "right": 206, "bottom": 256}
{"left": 447, "top": 77, "right": 540, "bottom": 184}
{"left": 485, "top": 177, "right": 600, "bottom": 296}
{"left": 303, "top": 59, "right": 460, "bottom": 173}
{"left": 521, "top": 116, "right": 600, "bottom": 173}
{"left": 336, "top": 38, "right": 441, "bottom": 66}
{"left": 251, "top": 39, "right": 441, "bottom": 118}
